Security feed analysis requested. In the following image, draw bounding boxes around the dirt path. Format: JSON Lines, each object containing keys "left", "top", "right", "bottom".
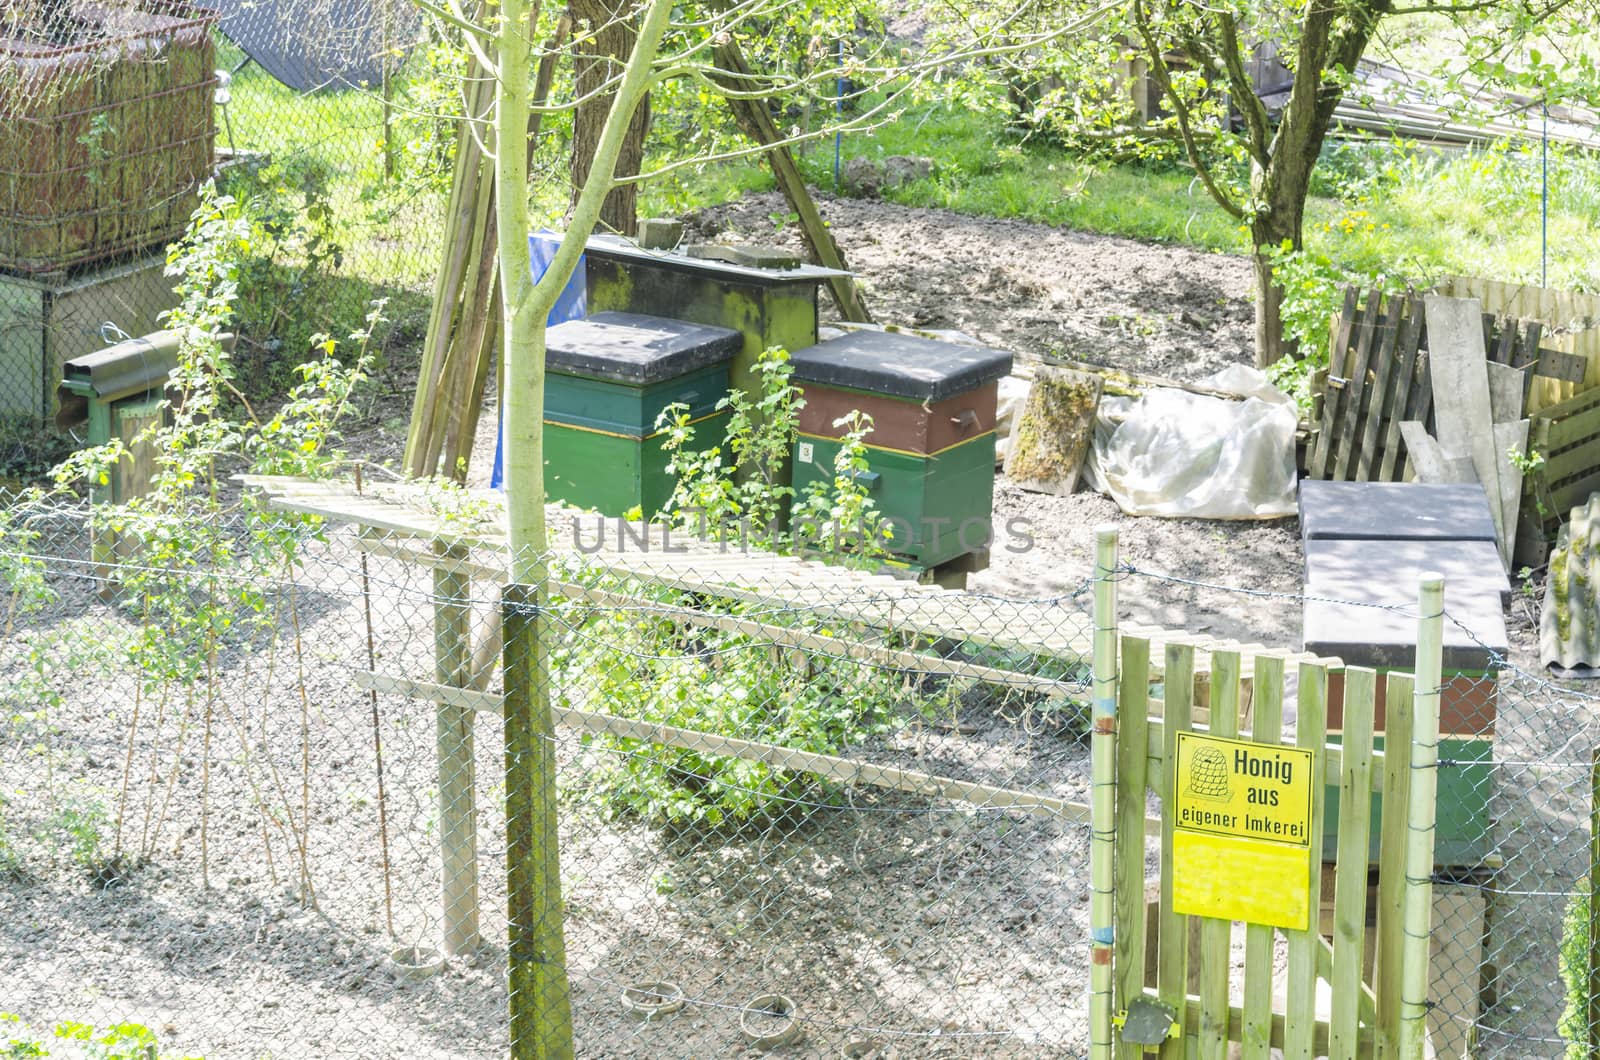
{"left": 686, "top": 191, "right": 1257, "bottom": 380}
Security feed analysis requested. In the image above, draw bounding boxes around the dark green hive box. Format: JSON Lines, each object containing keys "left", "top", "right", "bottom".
{"left": 583, "top": 235, "right": 851, "bottom": 403}
{"left": 543, "top": 311, "right": 740, "bottom": 517}
{"left": 788, "top": 331, "right": 1013, "bottom": 569}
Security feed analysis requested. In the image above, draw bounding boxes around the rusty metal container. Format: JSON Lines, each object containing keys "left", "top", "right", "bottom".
{"left": 0, "top": 2, "right": 218, "bottom": 275}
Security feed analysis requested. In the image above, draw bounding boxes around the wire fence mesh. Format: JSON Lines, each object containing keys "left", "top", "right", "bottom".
{"left": 0, "top": 501, "right": 1106, "bottom": 1057}
{"left": 2, "top": 490, "right": 1597, "bottom": 1057}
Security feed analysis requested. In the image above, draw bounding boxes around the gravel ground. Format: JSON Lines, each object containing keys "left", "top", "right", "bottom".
{"left": 2, "top": 195, "right": 1592, "bottom": 1057}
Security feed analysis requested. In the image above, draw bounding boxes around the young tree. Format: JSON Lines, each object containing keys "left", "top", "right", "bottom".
{"left": 398, "top": 2, "right": 1116, "bottom": 1053}
{"left": 965, "top": 0, "right": 1599, "bottom": 365}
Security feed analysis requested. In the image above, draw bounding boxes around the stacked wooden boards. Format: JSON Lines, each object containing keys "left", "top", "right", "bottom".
{"left": 1307, "top": 287, "right": 1586, "bottom": 495}
{"left": 1516, "top": 385, "right": 1600, "bottom": 568}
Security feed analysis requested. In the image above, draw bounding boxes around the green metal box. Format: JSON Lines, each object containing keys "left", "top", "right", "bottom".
{"left": 788, "top": 331, "right": 1013, "bottom": 569}
{"left": 542, "top": 312, "right": 740, "bottom": 517}
{"left": 791, "top": 432, "right": 998, "bottom": 568}
{"left": 1322, "top": 733, "right": 1492, "bottom": 869}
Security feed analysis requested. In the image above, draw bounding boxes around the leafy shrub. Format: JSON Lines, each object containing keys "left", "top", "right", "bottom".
{"left": 566, "top": 347, "right": 905, "bottom": 827}
{"left": 214, "top": 156, "right": 358, "bottom": 386}
{"left": 1263, "top": 241, "right": 1413, "bottom": 412}
{"left": 558, "top": 598, "right": 904, "bottom": 828}
{"left": 656, "top": 345, "right": 890, "bottom": 562}
{"left": 1, "top": 1013, "right": 201, "bottom": 1059}
{"left": 1561, "top": 879, "right": 1594, "bottom": 1058}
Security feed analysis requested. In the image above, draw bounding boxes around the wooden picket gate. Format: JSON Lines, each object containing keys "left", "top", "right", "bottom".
{"left": 1088, "top": 528, "right": 1444, "bottom": 1059}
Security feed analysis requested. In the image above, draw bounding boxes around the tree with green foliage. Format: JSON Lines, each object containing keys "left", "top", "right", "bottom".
{"left": 392, "top": 4, "right": 1116, "bottom": 1052}
{"left": 953, "top": 0, "right": 1600, "bottom": 365}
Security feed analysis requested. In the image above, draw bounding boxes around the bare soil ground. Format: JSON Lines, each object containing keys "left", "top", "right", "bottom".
{"left": 3, "top": 194, "right": 1586, "bottom": 1057}
{"left": 686, "top": 191, "right": 1257, "bottom": 380}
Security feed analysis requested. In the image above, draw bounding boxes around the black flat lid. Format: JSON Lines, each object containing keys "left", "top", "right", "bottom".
{"left": 789, "top": 331, "right": 1013, "bottom": 402}
{"left": 1298, "top": 480, "right": 1498, "bottom": 543}
{"left": 1302, "top": 581, "right": 1508, "bottom": 671}
{"left": 586, "top": 234, "right": 852, "bottom": 286}
{"left": 544, "top": 312, "right": 740, "bottom": 384}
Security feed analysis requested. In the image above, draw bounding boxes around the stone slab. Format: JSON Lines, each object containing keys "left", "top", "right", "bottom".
{"left": 1304, "top": 537, "right": 1512, "bottom": 604}
{"left": 1298, "top": 480, "right": 1498, "bottom": 547}
{"left": 1302, "top": 580, "right": 1508, "bottom": 672}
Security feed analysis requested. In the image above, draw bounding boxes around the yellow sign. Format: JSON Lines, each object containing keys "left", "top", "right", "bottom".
{"left": 1171, "top": 732, "right": 1316, "bottom": 931}
{"left": 1172, "top": 831, "right": 1311, "bottom": 930}
{"left": 1173, "top": 732, "right": 1313, "bottom": 846}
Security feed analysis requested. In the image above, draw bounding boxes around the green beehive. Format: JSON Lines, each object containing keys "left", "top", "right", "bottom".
{"left": 543, "top": 312, "right": 741, "bottom": 517}
{"left": 583, "top": 235, "right": 851, "bottom": 403}
{"left": 788, "top": 331, "right": 1013, "bottom": 570}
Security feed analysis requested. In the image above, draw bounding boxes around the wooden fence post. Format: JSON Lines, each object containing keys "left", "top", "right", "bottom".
{"left": 1090, "top": 525, "right": 1120, "bottom": 1060}
{"left": 1399, "top": 574, "right": 1444, "bottom": 1058}
{"left": 503, "top": 581, "right": 574, "bottom": 1059}
{"left": 435, "top": 541, "right": 480, "bottom": 955}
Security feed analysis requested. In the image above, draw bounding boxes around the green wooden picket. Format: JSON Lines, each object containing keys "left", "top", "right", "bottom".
{"left": 1091, "top": 529, "right": 1443, "bottom": 1059}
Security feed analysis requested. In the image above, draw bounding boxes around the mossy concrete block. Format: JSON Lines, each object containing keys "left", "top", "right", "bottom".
{"left": 637, "top": 218, "right": 683, "bottom": 250}
{"left": 1003, "top": 366, "right": 1102, "bottom": 497}
{"left": 1540, "top": 492, "right": 1600, "bottom": 670}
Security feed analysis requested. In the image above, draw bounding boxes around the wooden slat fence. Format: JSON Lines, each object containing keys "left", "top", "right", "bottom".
{"left": 1090, "top": 529, "right": 1443, "bottom": 1059}
{"left": 1439, "top": 275, "right": 1600, "bottom": 412}
{"left": 1307, "top": 286, "right": 1588, "bottom": 482}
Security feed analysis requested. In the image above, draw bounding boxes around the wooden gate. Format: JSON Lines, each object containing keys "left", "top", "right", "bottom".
{"left": 1088, "top": 528, "right": 1444, "bottom": 1059}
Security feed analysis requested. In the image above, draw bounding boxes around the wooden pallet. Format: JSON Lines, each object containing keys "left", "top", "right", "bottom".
{"left": 1306, "top": 287, "right": 1585, "bottom": 482}
{"left": 1307, "top": 288, "right": 1431, "bottom": 482}
{"left": 1515, "top": 385, "right": 1600, "bottom": 569}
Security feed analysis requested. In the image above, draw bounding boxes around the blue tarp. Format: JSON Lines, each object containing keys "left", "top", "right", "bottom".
{"left": 489, "top": 232, "right": 587, "bottom": 490}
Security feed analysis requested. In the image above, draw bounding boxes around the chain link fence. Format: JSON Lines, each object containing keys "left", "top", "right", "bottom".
{"left": 0, "top": 498, "right": 1103, "bottom": 1057}
{"left": 1, "top": 489, "right": 1597, "bottom": 1056}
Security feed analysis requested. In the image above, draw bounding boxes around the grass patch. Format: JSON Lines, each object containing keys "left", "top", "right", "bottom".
{"left": 647, "top": 97, "right": 1600, "bottom": 295}
{"left": 219, "top": 53, "right": 1600, "bottom": 341}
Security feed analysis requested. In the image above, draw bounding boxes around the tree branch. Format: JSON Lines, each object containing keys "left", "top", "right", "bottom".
{"left": 1130, "top": 0, "right": 1245, "bottom": 220}
{"left": 1215, "top": 12, "right": 1272, "bottom": 166}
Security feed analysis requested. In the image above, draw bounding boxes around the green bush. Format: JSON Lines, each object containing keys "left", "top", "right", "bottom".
{"left": 565, "top": 346, "right": 905, "bottom": 828}
{"left": 1, "top": 1013, "right": 201, "bottom": 1059}
{"left": 558, "top": 598, "right": 904, "bottom": 828}
{"left": 1561, "top": 879, "right": 1594, "bottom": 1058}
{"left": 1263, "top": 241, "right": 1415, "bottom": 413}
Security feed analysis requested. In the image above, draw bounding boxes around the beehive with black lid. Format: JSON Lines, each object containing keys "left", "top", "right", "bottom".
{"left": 542, "top": 311, "right": 740, "bottom": 516}
{"left": 788, "top": 329, "right": 1013, "bottom": 571}
{"left": 583, "top": 235, "right": 850, "bottom": 406}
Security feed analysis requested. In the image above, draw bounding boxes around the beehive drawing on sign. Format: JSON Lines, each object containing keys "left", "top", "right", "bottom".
{"left": 1186, "top": 745, "right": 1232, "bottom": 801}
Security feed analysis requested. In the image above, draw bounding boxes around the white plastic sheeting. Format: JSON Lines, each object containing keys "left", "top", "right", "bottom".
{"left": 1083, "top": 366, "right": 1298, "bottom": 519}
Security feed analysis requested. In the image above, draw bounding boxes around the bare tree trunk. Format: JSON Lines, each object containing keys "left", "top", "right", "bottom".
{"left": 1249, "top": 180, "right": 1304, "bottom": 368}
{"left": 570, "top": 0, "right": 650, "bottom": 237}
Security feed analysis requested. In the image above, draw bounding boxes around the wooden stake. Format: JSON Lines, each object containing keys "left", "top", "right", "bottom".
{"left": 1090, "top": 525, "right": 1119, "bottom": 1060}
{"left": 1398, "top": 574, "right": 1444, "bottom": 1058}
{"left": 710, "top": 38, "right": 872, "bottom": 323}
{"left": 503, "top": 582, "right": 574, "bottom": 1058}
{"left": 436, "top": 541, "right": 479, "bottom": 954}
